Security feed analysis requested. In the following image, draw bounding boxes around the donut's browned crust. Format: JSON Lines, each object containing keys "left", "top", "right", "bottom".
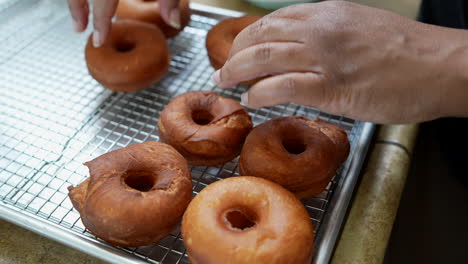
{"left": 68, "top": 142, "right": 192, "bottom": 247}
{"left": 239, "top": 117, "right": 350, "bottom": 199}
{"left": 182, "top": 176, "right": 314, "bottom": 264}
{"left": 158, "top": 91, "right": 253, "bottom": 166}
{"left": 116, "top": 0, "right": 191, "bottom": 38}
{"left": 85, "top": 20, "right": 170, "bottom": 92}
{"left": 206, "top": 15, "right": 260, "bottom": 70}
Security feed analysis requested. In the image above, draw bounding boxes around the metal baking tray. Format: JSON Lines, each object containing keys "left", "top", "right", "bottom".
{"left": 0, "top": 1, "right": 375, "bottom": 263}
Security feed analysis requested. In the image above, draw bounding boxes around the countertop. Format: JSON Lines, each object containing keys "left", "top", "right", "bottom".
{"left": 0, "top": 0, "right": 421, "bottom": 263}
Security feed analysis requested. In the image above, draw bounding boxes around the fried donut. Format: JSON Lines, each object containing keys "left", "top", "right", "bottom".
{"left": 85, "top": 20, "right": 170, "bottom": 92}
{"left": 182, "top": 176, "right": 314, "bottom": 264}
{"left": 239, "top": 117, "right": 350, "bottom": 199}
{"left": 158, "top": 91, "right": 253, "bottom": 166}
{"left": 206, "top": 15, "right": 260, "bottom": 70}
{"left": 68, "top": 142, "right": 192, "bottom": 247}
{"left": 116, "top": 0, "right": 191, "bottom": 38}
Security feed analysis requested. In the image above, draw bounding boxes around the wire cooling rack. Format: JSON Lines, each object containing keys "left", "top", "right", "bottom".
{"left": 0, "top": 1, "right": 375, "bottom": 263}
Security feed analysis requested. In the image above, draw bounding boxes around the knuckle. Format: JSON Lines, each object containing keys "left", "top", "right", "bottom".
{"left": 286, "top": 45, "right": 301, "bottom": 59}
{"left": 93, "top": 16, "right": 110, "bottom": 30}
{"left": 248, "top": 17, "right": 268, "bottom": 35}
{"left": 282, "top": 76, "right": 298, "bottom": 98}
{"left": 254, "top": 44, "right": 272, "bottom": 64}
{"left": 321, "top": 0, "right": 352, "bottom": 11}
{"left": 321, "top": 75, "right": 346, "bottom": 112}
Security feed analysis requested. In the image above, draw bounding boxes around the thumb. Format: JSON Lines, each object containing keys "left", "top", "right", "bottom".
{"left": 241, "top": 72, "right": 328, "bottom": 109}
{"left": 159, "top": 0, "right": 181, "bottom": 29}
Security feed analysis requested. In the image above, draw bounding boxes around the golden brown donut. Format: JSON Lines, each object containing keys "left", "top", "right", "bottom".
{"left": 158, "top": 91, "right": 253, "bottom": 166}
{"left": 239, "top": 117, "right": 350, "bottom": 199}
{"left": 116, "top": 0, "right": 191, "bottom": 38}
{"left": 85, "top": 20, "right": 170, "bottom": 92}
{"left": 182, "top": 176, "right": 314, "bottom": 264}
{"left": 206, "top": 15, "right": 260, "bottom": 70}
{"left": 68, "top": 142, "right": 192, "bottom": 247}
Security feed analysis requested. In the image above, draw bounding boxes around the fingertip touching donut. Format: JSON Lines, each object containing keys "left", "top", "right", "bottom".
{"left": 85, "top": 20, "right": 170, "bottom": 92}
{"left": 182, "top": 176, "right": 314, "bottom": 264}
{"left": 158, "top": 91, "right": 253, "bottom": 166}
{"left": 116, "top": 0, "right": 191, "bottom": 38}
{"left": 239, "top": 116, "right": 350, "bottom": 199}
{"left": 68, "top": 142, "right": 192, "bottom": 247}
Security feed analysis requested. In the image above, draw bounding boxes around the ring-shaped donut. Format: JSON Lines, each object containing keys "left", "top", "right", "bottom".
{"left": 239, "top": 116, "right": 350, "bottom": 198}
{"left": 182, "top": 176, "right": 314, "bottom": 264}
{"left": 85, "top": 20, "right": 170, "bottom": 92}
{"left": 158, "top": 91, "right": 253, "bottom": 166}
{"left": 68, "top": 142, "right": 192, "bottom": 247}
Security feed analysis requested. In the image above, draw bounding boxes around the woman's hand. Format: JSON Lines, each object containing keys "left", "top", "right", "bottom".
{"left": 67, "top": 0, "right": 180, "bottom": 47}
{"left": 213, "top": 1, "right": 468, "bottom": 124}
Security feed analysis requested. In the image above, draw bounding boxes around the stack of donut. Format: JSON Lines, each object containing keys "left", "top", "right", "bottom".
{"left": 71, "top": 12, "right": 353, "bottom": 264}
{"left": 85, "top": 0, "right": 191, "bottom": 92}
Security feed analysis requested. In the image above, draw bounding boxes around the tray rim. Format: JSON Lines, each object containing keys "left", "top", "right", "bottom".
{"left": 0, "top": 2, "right": 377, "bottom": 264}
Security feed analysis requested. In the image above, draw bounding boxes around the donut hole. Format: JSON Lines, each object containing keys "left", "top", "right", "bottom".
{"left": 114, "top": 39, "right": 136, "bottom": 53}
{"left": 124, "top": 173, "right": 155, "bottom": 192}
{"left": 282, "top": 138, "right": 307, "bottom": 155}
{"left": 223, "top": 208, "right": 257, "bottom": 231}
{"left": 192, "top": 110, "right": 214, "bottom": 125}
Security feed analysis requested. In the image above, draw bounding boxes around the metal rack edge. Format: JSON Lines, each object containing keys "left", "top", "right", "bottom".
{"left": 313, "top": 122, "right": 376, "bottom": 264}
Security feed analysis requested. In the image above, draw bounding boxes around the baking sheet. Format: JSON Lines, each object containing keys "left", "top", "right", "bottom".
{"left": 0, "top": 1, "right": 375, "bottom": 263}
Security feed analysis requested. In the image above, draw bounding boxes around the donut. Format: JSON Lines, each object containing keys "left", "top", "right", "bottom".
{"left": 85, "top": 20, "right": 170, "bottom": 92}
{"left": 68, "top": 142, "right": 192, "bottom": 247}
{"left": 116, "top": 0, "right": 191, "bottom": 38}
{"left": 206, "top": 15, "right": 259, "bottom": 70}
{"left": 182, "top": 176, "right": 314, "bottom": 264}
{"left": 239, "top": 116, "right": 350, "bottom": 199}
{"left": 158, "top": 91, "right": 253, "bottom": 166}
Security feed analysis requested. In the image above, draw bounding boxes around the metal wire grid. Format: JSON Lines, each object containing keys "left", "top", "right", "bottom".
{"left": 0, "top": 2, "right": 362, "bottom": 263}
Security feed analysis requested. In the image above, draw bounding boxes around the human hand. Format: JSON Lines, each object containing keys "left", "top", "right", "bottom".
{"left": 67, "top": 0, "right": 180, "bottom": 47}
{"left": 213, "top": 1, "right": 468, "bottom": 124}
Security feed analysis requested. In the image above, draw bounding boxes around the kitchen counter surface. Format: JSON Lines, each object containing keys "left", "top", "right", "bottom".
{"left": 0, "top": 0, "right": 421, "bottom": 263}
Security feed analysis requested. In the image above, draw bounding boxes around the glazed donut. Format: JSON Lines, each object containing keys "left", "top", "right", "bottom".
{"left": 68, "top": 142, "right": 192, "bottom": 247}
{"left": 239, "top": 117, "right": 350, "bottom": 199}
{"left": 182, "top": 176, "right": 314, "bottom": 264}
{"left": 85, "top": 20, "right": 170, "bottom": 92}
{"left": 116, "top": 0, "right": 191, "bottom": 38}
{"left": 158, "top": 91, "right": 253, "bottom": 166}
{"left": 206, "top": 15, "right": 260, "bottom": 70}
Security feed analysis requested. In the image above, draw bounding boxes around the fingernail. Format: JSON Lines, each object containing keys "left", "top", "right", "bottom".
{"left": 212, "top": 70, "right": 221, "bottom": 84}
{"left": 169, "top": 8, "right": 181, "bottom": 29}
{"left": 73, "top": 20, "right": 82, "bottom": 32}
{"left": 241, "top": 92, "right": 248, "bottom": 106}
{"left": 92, "top": 30, "right": 101, "bottom": 48}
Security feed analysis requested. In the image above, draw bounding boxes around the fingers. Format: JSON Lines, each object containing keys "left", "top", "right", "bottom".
{"left": 229, "top": 15, "right": 304, "bottom": 59}
{"left": 159, "top": 0, "right": 181, "bottom": 29}
{"left": 213, "top": 42, "right": 311, "bottom": 88}
{"left": 241, "top": 72, "right": 327, "bottom": 109}
{"left": 92, "top": 0, "right": 118, "bottom": 47}
{"left": 67, "top": 0, "right": 89, "bottom": 32}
